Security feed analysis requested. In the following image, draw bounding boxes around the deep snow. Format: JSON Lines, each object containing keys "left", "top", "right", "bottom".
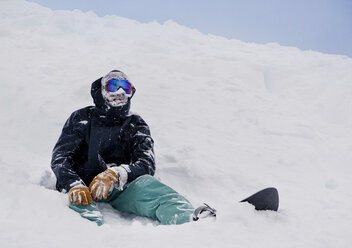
{"left": 1, "top": 0, "right": 352, "bottom": 247}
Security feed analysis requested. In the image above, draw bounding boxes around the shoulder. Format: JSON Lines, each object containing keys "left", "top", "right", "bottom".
{"left": 121, "top": 113, "right": 152, "bottom": 138}
{"left": 63, "top": 106, "right": 95, "bottom": 130}
{"left": 69, "top": 106, "right": 95, "bottom": 121}
{"left": 126, "top": 112, "right": 150, "bottom": 127}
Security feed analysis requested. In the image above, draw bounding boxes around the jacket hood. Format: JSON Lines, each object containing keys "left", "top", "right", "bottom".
{"left": 91, "top": 77, "right": 131, "bottom": 124}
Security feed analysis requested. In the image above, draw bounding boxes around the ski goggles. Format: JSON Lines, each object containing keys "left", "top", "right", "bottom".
{"left": 105, "top": 79, "right": 132, "bottom": 94}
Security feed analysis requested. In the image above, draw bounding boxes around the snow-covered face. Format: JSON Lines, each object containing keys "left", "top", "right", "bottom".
{"left": 101, "top": 71, "right": 132, "bottom": 107}
{"left": 102, "top": 87, "right": 129, "bottom": 107}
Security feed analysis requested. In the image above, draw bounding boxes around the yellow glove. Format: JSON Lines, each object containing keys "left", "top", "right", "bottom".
{"left": 89, "top": 169, "right": 119, "bottom": 200}
{"left": 68, "top": 184, "right": 92, "bottom": 206}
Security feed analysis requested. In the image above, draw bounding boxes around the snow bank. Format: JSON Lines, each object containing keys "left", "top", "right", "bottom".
{"left": 1, "top": 0, "right": 352, "bottom": 247}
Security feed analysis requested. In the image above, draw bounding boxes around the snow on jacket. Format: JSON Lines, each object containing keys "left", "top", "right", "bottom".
{"left": 51, "top": 77, "right": 155, "bottom": 192}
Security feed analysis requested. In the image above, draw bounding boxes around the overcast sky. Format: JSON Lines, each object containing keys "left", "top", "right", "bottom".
{"left": 29, "top": 0, "right": 352, "bottom": 57}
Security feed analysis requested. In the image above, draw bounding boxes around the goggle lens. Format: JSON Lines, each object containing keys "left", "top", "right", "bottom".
{"left": 106, "top": 79, "right": 132, "bottom": 94}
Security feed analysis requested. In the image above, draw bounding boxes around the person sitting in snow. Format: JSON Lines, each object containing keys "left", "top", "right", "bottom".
{"left": 51, "top": 70, "right": 216, "bottom": 225}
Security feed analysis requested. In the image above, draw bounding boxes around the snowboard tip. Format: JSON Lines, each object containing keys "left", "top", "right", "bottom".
{"left": 240, "top": 187, "right": 279, "bottom": 211}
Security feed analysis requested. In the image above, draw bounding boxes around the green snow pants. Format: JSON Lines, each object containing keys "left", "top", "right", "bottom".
{"left": 69, "top": 175, "right": 195, "bottom": 226}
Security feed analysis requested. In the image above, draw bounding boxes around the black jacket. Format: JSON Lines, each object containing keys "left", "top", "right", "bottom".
{"left": 51, "top": 77, "right": 155, "bottom": 192}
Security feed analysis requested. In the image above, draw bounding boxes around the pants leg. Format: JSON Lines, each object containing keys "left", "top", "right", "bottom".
{"left": 69, "top": 202, "right": 104, "bottom": 226}
{"left": 108, "top": 175, "right": 195, "bottom": 225}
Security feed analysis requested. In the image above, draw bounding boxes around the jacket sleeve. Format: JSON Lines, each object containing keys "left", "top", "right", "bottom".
{"left": 51, "top": 111, "right": 86, "bottom": 192}
{"left": 125, "top": 118, "right": 155, "bottom": 183}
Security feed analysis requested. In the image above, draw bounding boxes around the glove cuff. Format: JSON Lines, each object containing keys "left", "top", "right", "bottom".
{"left": 69, "top": 180, "right": 86, "bottom": 190}
{"left": 108, "top": 165, "right": 128, "bottom": 190}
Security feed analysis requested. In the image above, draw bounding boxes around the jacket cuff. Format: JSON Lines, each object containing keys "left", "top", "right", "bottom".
{"left": 109, "top": 165, "right": 129, "bottom": 190}
{"left": 63, "top": 179, "right": 85, "bottom": 193}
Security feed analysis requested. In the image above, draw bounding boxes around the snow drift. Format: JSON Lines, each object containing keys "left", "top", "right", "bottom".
{"left": 1, "top": 0, "right": 352, "bottom": 247}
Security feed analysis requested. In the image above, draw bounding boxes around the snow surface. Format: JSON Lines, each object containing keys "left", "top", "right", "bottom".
{"left": 1, "top": 0, "right": 352, "bottom": 247}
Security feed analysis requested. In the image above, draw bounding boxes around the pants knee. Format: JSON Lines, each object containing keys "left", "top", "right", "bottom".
{"left": 136, "top": 174, "right": 154, "bottom": 181}
{"left": 134, "top": 174, "right": 154, "bottom": 184}
{"left": 130, "top": 174, "right": 157, "bottom": 189}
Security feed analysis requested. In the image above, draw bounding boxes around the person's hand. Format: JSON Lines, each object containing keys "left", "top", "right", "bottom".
{"left": 89, "top": 169, "right": 119, "bottom": 200}
{"left": 68, "top": 184, "right": 92, "bottom": 206}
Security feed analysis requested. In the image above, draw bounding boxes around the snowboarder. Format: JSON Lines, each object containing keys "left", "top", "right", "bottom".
{"left": 51, "top": 70, "right": 216, "bottom": 225}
